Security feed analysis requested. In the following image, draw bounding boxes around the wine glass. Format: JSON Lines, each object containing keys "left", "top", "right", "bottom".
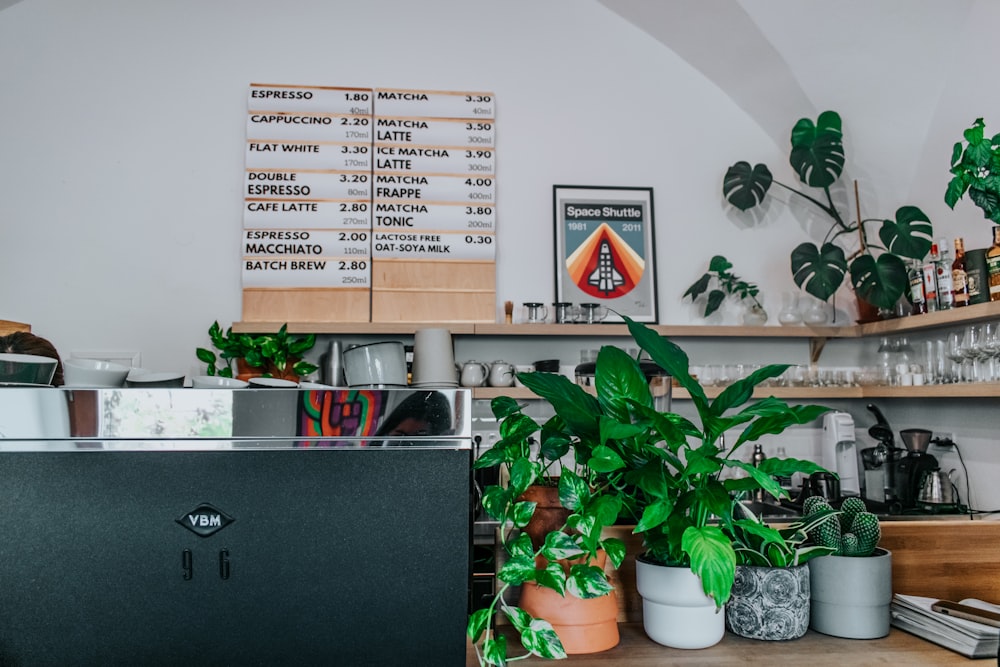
{"left": 945, "top": 331, "right": 966, "bottom": 382}
{"left": 982, "top": 321, "right": 1000, "bottom": 382}
{"left": 960, "top": 325, "right": 984, "bottom": 382}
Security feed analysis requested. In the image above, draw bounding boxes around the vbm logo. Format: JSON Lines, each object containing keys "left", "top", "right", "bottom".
{"left": 176, "top": 503, "right": 234, "bottom": 538}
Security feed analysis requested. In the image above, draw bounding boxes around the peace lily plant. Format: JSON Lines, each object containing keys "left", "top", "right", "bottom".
{"left": 469, "top": 315, "right": 829, "bottom": 660}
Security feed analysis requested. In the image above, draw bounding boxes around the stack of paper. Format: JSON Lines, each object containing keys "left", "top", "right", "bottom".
{"left": 891, "top": 594, "right": 1000, "bottom": 659}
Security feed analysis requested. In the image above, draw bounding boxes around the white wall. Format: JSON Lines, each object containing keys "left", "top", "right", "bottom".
{"left": 2, "top": 0, "right": 999, "bottom": 506}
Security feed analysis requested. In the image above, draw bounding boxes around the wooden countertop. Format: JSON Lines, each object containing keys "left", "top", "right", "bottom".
{"left": 466, "top": 623, "right": 979, "bottom": 665}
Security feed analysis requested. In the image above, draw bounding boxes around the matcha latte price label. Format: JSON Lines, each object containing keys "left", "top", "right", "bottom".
{"left": 242, "top": 256, "right": 370, "bottom": 288}
{"left": 374, "top": 117, "right": 494, "bottom": 147}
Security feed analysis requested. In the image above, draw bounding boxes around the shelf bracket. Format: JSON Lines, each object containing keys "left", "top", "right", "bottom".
{"left": 809, "top": 336, "right": 828, "bottom": 366}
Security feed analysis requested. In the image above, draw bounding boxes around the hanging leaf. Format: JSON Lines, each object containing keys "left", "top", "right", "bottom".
{"left": 878, "top": 206, "right": 933, "bottom": 260}
{"left": 789, "top": 110, "right": 845, "bottom": 188}
{"left": 722, "top": 161, "right": 773, "bottom": 211}
{"left": 790, "top": 242, "right": 848, "bottom": 302}
{"left": 850, "top": 253, "right": 908, "bottom": 311}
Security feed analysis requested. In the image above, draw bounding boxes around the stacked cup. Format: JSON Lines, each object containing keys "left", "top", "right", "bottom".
{"left": 411, "top": 328, "right": 458, "bottom": 388}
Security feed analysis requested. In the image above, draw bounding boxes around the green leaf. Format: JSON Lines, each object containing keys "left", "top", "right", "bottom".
{"left": 682, "top": 524, "right": 737, "bottom": 606}
{"left": 510, "top": 500, "right": 537, "bottom": 529}
{"left": 520, "top": 618, "right": 567, "bottom": 660}
{"left": 635, "top": 498, "right": 673, "bottom": 533}
{"left": 504, "top": 606, "right": 532, "bottom": 631}
{"left": 490, "top": 395, "right": 522, "bottom": 420}
{"left": 588, "top": 443, "right": 626, "bottom": 473}
{"left": 497, "top": 554, "right": 536, "bottom": 586}
{"left": 601, "top": 537, "right": 627, "bottom": 569}
{"left": 517, "top": 371, "right": 601, "bottom": 438}
{"left": 878, "top": 206, "right": 933, "bottom": 260}
{"left": 567, "top": 563, "right": 614, "bottom": 599}
{"left": 722, "top": 161, "right": 773, "bottom": 211}
{"left": 467, "top": 607, "right": 492, "bottom": 642}
{"left": 558, "top": 469, "right": 589, "bottom": 511}
{"left": 789, "top": 111, "right": 845, "bottom": 189}
{"left": 481, "top": 485, "right": 509, "bottom": 521}
{"left": 594, "top": 345, "right": 651, "bottom": 421}
{"left": 703, "top": 289, "right": 727, "bottom": 317}
{"left": 850, "top": 252, "right": 908, "bottom": 311}
{"left": 542, "top": 531, "right": 585, "bottom": 561}
{"left": 791, "top": 241, "right": 847, "bottom": 302}
{"left": 482, "top": 635, "right": 507, "bottom": 667}
{"left": 683, "top": 273, "right": 711, "bottom": 300}
{"left": 624, "top": 317, "right": 708, "bottom": 413}
{"left": 708, "top": 255, "right": 733, "bottom": 273}
{"left": 195, "top": 348, "right": 216, "bottom": 365}
{"left": 508, "top": 458, "right": 538, "bottom": 498}
{"left": 508, "top": 533, "right": 534, "bottom": 560}
{"left": 711, "top": 364, "right": 789, "bottom": 416}
{"left": 534, "top": 562, "right": 568, "bottom": 595}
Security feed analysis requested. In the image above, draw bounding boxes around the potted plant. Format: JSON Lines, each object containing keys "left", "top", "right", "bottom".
{"left": 945, "top": 117, "right": 1000, "bottom": 223}
{"left": 801, "top": 496, "right": 892, "bottom": 639}
{"left": 722, "top": 110, "right": 934, "bottom": 313}
{"left": 503, "top": 316, "right": 829, "bottom": 649}
{"left": 723, "top": 500, "right": 837, "bottom": 640}
{"left": 467, "top": 396, "right": 626, "bottom": 665}
{"left": 195, "top": 321, "right": 318, "bottom": 381}
{"left": 683, "top": 255, "right": 768, "bottom": 325}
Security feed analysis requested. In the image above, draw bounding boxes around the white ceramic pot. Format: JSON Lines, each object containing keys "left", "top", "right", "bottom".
{"left": 635, "top": 557, "right": 725, "bottom": 649}
{"left": 808, "top": 548, "right": 892, "bottom": 639}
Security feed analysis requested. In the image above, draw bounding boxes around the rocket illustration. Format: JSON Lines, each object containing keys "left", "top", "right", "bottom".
{"left": 587, "top": 239, "right": 625, "bottom": 295}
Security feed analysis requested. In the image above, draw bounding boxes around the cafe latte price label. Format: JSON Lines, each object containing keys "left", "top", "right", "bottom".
{"left": 245, "top": 200, "right": 371, "bottom": 229}
{"left": 372, "top": 230, "right": 494, "bottom": 261}
{"left": 242, "top": 256, "right": 370, "bottom": 288}
{"left": 248, "top": 84, "right": 373, "bottom": 114}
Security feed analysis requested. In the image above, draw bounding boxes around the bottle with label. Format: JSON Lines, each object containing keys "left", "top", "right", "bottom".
{"left": 922, "top": 244, "right": 939, "bottom": 312}
{"left": 908, "top": 259, "right": 927, "bottom": 315}
{"left": 936, "top": 238, "right": 954, "bottom": 310}
{"left": 952, "top": 237, "right": 970, "bottom": 307}
{"left": 988, "top": 226, "right": 1000, "bottom": 302}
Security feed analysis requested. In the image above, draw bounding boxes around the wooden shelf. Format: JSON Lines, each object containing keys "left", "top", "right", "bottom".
{"left": 471, "top": 383, "right": 1000, "bottom": 401}
{"left": 858, "top": 300, "right": 1000, "bottom": 336}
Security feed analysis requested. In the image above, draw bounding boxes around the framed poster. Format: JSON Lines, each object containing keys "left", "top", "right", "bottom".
{"left": 553, "top": 185, "right": 658, "bottom": 323}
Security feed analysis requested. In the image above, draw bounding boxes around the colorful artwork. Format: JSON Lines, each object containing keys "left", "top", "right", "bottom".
{"left": 297, "top": 390, "right": 387, "bottom": 446}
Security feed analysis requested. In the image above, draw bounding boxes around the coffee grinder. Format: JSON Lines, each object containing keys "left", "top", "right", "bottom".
{"left": 893, "top": 428, "right": 938, "bottom": 509}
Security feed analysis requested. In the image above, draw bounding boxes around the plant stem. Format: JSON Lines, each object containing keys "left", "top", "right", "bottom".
{"left": 770, "top": 180, "right": 847, "bottom": 229}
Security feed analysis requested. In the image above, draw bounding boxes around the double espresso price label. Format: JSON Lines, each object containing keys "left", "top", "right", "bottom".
{"left": 242, "top": 84, "right": 496, "bottom": 292}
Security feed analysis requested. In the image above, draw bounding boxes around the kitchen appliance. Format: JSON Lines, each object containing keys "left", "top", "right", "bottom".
{"left": 918, "top": 469, "right": 959, "bottom": 506}
{"left": 821, "top": 411, "right": 860, "bottom": 496}
{"left": 892, "top": 428, "right": 940, "bottom": 509}
{"left": 808, "top": 471, "right": 841, "bottom": 501}
{"left": 0, "top": 387, "right": 472, "bottom": 665}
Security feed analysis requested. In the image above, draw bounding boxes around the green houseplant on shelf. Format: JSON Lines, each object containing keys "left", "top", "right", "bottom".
{"left": 482, "top": 315, "right": 829, "bottom": 651}
{"left": 195, "top": 321, "right": 318, "bottom": 381}
{"left": 467, "top": 396, "right": 627, "bottom": 666}
{"left": 722, "top": 110, "right": 934, "bottom": 313}
{"left": 801, "top": 496, "right": 892, "bottom": 639}
{"left": 945, "top": 117, "right": 1000, "bottom": 223}
{"left": 722, "top": 501, "right": 837, "bottom": 640}
{"left": 683, "top": 254, "right": 768, "bottom": 324}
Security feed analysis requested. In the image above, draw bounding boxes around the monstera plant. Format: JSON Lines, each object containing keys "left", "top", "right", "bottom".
{"left": 723, "top": 111, "right": 933, "bottom": 311}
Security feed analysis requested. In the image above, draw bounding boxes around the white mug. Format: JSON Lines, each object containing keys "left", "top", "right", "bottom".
{"left": 488, "top": 361, "right": 515, "bottom": 387}
{"left": 343, "top": 341, "right": 407, "bottom": 387}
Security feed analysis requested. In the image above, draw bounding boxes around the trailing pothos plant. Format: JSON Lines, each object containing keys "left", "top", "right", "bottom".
{"left": 723, "top": 110, "right": 933, "bottom": 311}
{"left": 482, "top": 315, "right": 829, "bottom": 621}
{"left": 467, "top": 397, "right": 627, "bottom": 666}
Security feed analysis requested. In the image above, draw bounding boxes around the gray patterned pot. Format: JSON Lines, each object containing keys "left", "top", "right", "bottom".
{"left": 725, "top": 564, "right": 810, "bottom": 640}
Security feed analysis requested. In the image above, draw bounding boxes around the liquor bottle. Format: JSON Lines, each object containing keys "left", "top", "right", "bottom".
{"left": 908, "top": 259, "right": 927, "bottom": 315}
{"left": 988, "top": 226, "right": 1000, "bottom": 302}
{"left": 922, "top": 243, "right": 939, "bottom": 312}
{"left": 952, "top": 237, "right": 970, "bottom": 307}
{"left": 936, "top": 238, "right": 954, "bottom": 310}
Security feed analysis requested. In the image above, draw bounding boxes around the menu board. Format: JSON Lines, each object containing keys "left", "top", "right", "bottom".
{"left": 242, "top": 84, "right": 496, "bottom": 323}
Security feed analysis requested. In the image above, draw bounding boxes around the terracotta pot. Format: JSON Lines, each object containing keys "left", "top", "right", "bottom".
{"left": 236, "top": 357, "right": 301, "bottom": 382}
{"left": 855, "top": 296, "right": 881, "bottom": 324}
{"left": 518, "top": 483, "right": 568, "bottom": 550}
{"left": 519, "top": 550, "right": 620, "bottom": 654}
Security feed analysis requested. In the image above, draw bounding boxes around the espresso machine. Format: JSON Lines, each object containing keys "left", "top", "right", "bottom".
{"left": 861, "top": 405, "right": 940, "bottom": 512}
{"left": 893, "top": 428, "right": 939, "bottom": 509}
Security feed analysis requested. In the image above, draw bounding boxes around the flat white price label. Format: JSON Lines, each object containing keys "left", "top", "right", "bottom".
{"left": 247, "top": 113, "right": 373, "bottom": 143}
{"left": 374, "top": 145, "right": 493, "bottom": 176}
{"left": 372, "top": 230, "right": 495, "bottom": 261}
{"left": 244, "top": 200, "right": 371, "bottom": 229}
{"left": 248, "top": 85, "right": 373, "bottom": 114}
{"left": 374, "top": 117, "right": 494, "bottom": 147}
{"left": 373, "top": 173, "right": 494, "bottom": 203}
{"left": 374, "top": 89, "right": 494, "bottom": 119}
{"left": 245, "top": 170, "right": 371, "bottom": 200}
{"left": 243, "top": 229, "right": 369, "bottom": 258}
{"left": 246, "top": 141, "right": 371, "bottom": 170}
{"left": 373, "top": 202, "right": 494, "bottom": 233}
{"left": 242, "top": 256, "right": 370, "bottom": 288}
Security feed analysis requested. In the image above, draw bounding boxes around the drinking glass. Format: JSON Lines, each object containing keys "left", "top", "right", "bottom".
{"left": 945, "top": 331, "right": 966, "bottom": 382}
{"left": 960, "top": 325, "right": 985, "bottom": 382}
{"left": 982, "top": 321, "right": 1000, "bottom": 382}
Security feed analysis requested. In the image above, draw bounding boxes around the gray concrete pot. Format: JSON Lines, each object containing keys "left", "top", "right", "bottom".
{"left": 808, "top": 548, "right": 893, "bottom": 639}
{"left": 726, "top": 564, "right": 810, "bottom": 640}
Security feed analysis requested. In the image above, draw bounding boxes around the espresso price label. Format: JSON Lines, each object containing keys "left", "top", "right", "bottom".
{"left": 242, "top": 256, "right": 370, "bottom": 288}
{"left": 248, "top": 85, "right": 373, "bottom": 114}
{"left": 374, "top": 145, "right": 493, "bottom": 176}
{"left": 247, "top": 113, "right": 372, "bottom": 143}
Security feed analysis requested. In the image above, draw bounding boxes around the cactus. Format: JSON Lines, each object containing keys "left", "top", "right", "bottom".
{"left": 802, "top": 496, "right": 881, "bottom": 557}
